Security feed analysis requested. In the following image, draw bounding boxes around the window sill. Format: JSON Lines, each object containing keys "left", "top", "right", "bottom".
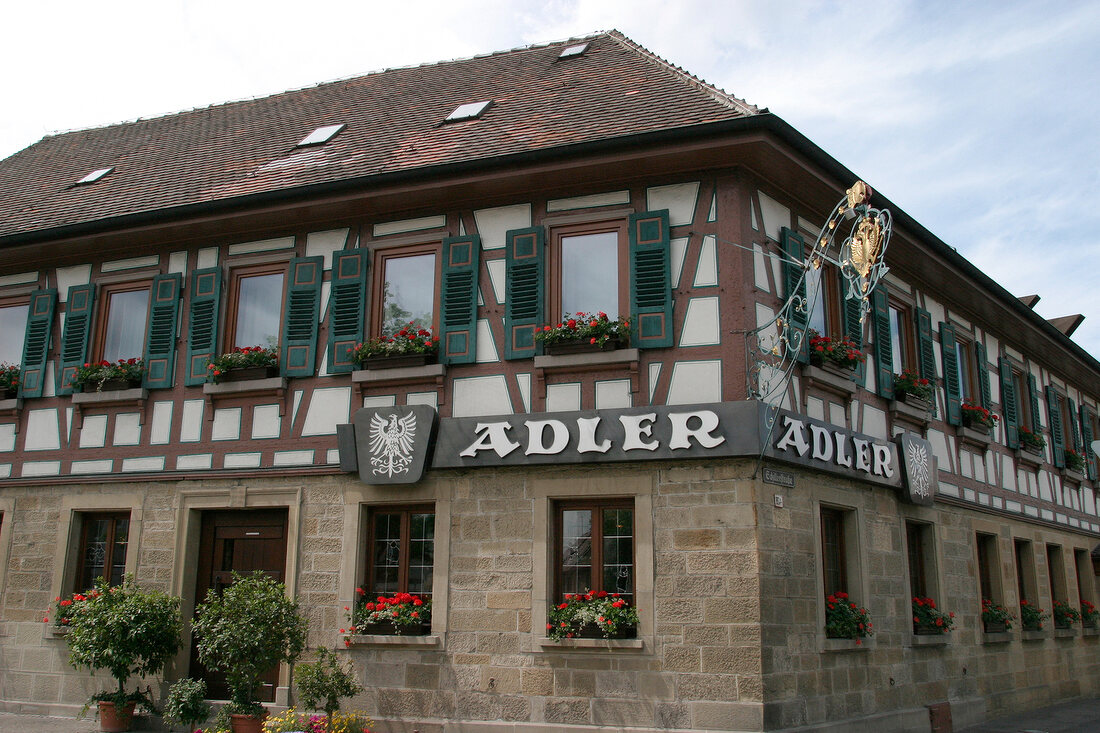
{"left": 351, "top": 363, "right": 446, "bottom": 405}
{"left": 1062, "top": 468, "right": 1085, "bottom": 484}
{"left": 1054, "top": 627, "right": 1078, "bottom": 639}
{"left": 981, "top": 630, "right": 1013, "bottom": 644}
{"left": 71, "top": 386, "right": 148, "bottom": 405}
{"left": 203, "top": 376, "right": 288, "bottom": 417}
{"left": 957, "top": 425, "right": 992, "bottom": 449}
{"left": 538, "top": 637, "right": 645, "bottom": 651}
{"left": 823, "top": 636, "right": 874, "bottom": 652}
{"left": 0, "top": 396, "right": 22, "bottom": 417}
{"left": 1083, "top": 626, "right": 1100, "bottom": 638}
{"left": 533, "top": 347, "right": 640, "bottom": 372}
{"left": 1015, "top": 448, "right": 1044, "bottom": 470}
{"left": 890, "top": 398, "right": 932, "bottom": 429}
{"left": 802, "top": 364, "right": 857, "bottom": 398}
{"left": 44, "top": 624, "right": 70, "bottom": 639}
{"left": 343, "top": 633, "right": 441, "bottom": 648}
{"left": 1021, "top": 629, "right": 1047, "bottom": 641}
{"left": 909, "top": 633, "right": 950, "bottom": 647}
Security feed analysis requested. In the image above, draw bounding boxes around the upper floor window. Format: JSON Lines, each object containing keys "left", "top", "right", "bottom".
{"left": 94, "top": 282, "right": 150, "bottom": 362}
{"left": 954, "top": 339, "right": 974, "bottom": 401}
{"left": 550, "top": 221, "right": 628, "bottom": 319}
{"left": 228, "top": 264, "right": 284, "bottom": 349}
{"left": 1012, "top": 369, "right": 1035, "bottom": 431}
{"left": 374, "top": 244, "right": 439, "bottom": 338}
{"left": 805, "top": 262, "right": 842, "bottom": 338}
{"left": 0, "top": 301, "right": 29, "bottom": 364}
{"left": 888, "top": 300, "right": 915, "bottom": 375}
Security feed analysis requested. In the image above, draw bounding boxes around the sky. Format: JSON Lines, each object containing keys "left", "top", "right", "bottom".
{"left": 3, "top": 0, "right": 1099, "bottom": 359}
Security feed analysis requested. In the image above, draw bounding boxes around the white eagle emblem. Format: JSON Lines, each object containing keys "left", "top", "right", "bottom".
{"left": 907, "top": 440, "right": 931, "bottom": 498}
{"left": 368, "top": 412, "right": 418, "bottom": 477}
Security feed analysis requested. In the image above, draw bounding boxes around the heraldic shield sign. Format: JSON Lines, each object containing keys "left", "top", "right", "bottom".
{"left": 342, "top": 405, "right": 438, "bottom": 485}
{"left": 896, "top": 432, "right": 936, "bottom": 506}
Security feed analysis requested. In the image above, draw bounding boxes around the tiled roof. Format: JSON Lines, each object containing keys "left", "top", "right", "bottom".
{"left": 0, "top": 31, "right": 757, "bottom": 243}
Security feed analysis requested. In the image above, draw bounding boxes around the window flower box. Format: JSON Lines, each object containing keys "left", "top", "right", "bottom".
{"left": 217, "top": 365, "right": 279, "bottom": 383}
{"left": 206, "top": 346, "right": 279, "bottom": 383}
{"left": 1065, "top": 448, "right": 1086, "bottom": 474}
{"left": 70, "top": 358, "right": 145, "bottom": 392}
{"left": 342, "top": 590, "right": 432, "bottom": 646}
{"left": 359, "top": 353, "right": 437, "bottom": 370}
{"left": 546, "top": 590, "right": 639, "bottom": 641}
{"left": 1053, "top": 599, "right": 1081, "bottom": 629}
{"left": 0, "top": 362, "right": 20, "bottom": 399}
{"left": 825, "top": 591, "right": 873, "bottom": 642}
{"left": 1080, "top": 600, "right": 1099, "bottom": 628}
{"left": 960, "top": 399, "right": 998, "bottom": 430}
{"left": 1018, "top": 426, "right": 1046, "bottom": 452}
{"left": 981, "top": 599, "right": 1014, "bottom": 632}
{"left": 1019, "top": 599, "right": 1049, "bottom": 631}
{"left": 535, "top": 312, "right": 630, "bottom": 353}
{"left": 912, "top": 596, "right": 955, "bottom": 635}
{"left": 893, "top": 369, "right": 933, "bottom": 403}
{"left": 544, "top": 337, "right": 623, "bottom": 356}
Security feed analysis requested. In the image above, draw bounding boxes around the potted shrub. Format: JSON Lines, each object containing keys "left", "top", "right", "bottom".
{"left": 1019, "top": 599, "right": 1049, "bottom": 631}
{"left": 960, "top": 400, "right": 998, "bottom": 432}
{"left": 893, "top": 369, "right": 933, "bottom": 407}
{"left": 912, "top": 596, "right": 955, "bottom": 634}
{"left": 295, "top": 647, "right": 363, "bottom": 733}
{"left": 206, "top": 346, "right": 279, "bottom": 383}
{"left": 980, "top": 598, "right": 1014, "bottom": 632}
{"left": 192, "top": 571, "right": 307, "bottom": 733}
{"left": 807, "top": 331, "right": 865, "bottom": 372}
{"left": 348, "top": 323, "right": 439, "bottom": 369}
{"left": 546, "top": 590, "right": 639, "bottom": 640}
{"left": 1065, "top": 448, "right": 1086, "bottom": 474}
{"left": 163, "top": 678, "right": 210, "bottom": 732}
{"left": 1018, "top": 426, "right": 1046, "bottom": 454}
{"left": 534, "top": 312, "right": 630, "bottom": 355}
{"left": 343, "top": 589, "right": 431, "bottom": 641}
{"left": 1052, "top": 599, "right": 1082, "bottom": 629}
{"left": 65, "top": 576, "right": 182, "bottom": 733}
{"left": 0, "top": 362, "right": 19, "bottom": 398}
{"left": 1081, "top": 599, "right": 1099, "bottom": 629}
{"left": 70, "top": 358, "right": 145, "bottom": 392}
{"left": 824, "top": 591, "right": 873, "bottom": 643}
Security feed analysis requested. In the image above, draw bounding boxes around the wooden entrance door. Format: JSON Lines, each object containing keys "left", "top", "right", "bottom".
{"left": 190, "top": 509, "right": 288, "bottom": 702}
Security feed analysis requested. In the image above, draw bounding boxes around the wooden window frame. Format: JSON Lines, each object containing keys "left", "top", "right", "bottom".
{"left": 1012, "top": 368, "right": 1034, "bottom": 431}
{"left": 1046, "top": 544, "right": 1067, "bottom": 613}
{"left": 225, "top": 262, "right": 287, "bottom": 351}
{"left": 548, "top": 220, "right": 629, "bottom": 321}
{"left": 954, "top": 336, "right": 976, "bottom": 402}
{"left": 363, "top": 504, "right": 435, "bottom": 599}
{"left": 905, "top": 522, "right": 931, "bottom": 599}
{"left": 976, "top": 532, "right": 1001, "bottom": 605}
{"left": 1014, "top": 538, "right": 1037, "bottom": 606}
{"left": 0, "top": 297, "right": 30, "bottom": 365}
{"left": 73, "top": 511, "right": 130, "bottom": 593}
{"left": 552, "top": 498, "right": 635, "bottom": 603}
{"left": 90, "top": 280, "right": 152, "bottom": 363}
{"left": 806, "top": 260, "right": 843, "bottom": 339}
{"left": 370, "top": 242, "right": 441, "bottom": 340}
{"left": 888, "top": 298, "right": 917, "bottom": 375}
{"left": 820, "top": 506, "right": 849, "bottom": 598}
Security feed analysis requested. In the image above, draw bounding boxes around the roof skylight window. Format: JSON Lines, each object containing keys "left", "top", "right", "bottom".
{"left": 297, "top": 124, "right": 346, "bottom": 147}
{"left": 445, "top": 101, "right": 492, "bottom": 122}
{"left": 76, "top": 167, "right": 113, "bottom": 185}
{"left": 559, "top": 43, "right": 589, "bottom": 59}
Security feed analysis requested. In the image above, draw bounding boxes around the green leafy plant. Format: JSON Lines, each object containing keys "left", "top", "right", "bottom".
{"left": 1065, "top": 448, "right": 1086, "bottom": 472}
{"left": 205, "top": 346, "right": 278, "bottom": 383}
{"left": 1019, "top": 599, "right": 1049, "bottom": 631}
{"left": 348, "top": 323, "right": 439, "bottom": 362}
{"left": 980, "top": 598, "right": 1014, "bottom": 630}
{"left": 295, "top": 648, "right": 363, "bottom": 733}
{"left": 1052, "top": 599, "right": 1082, "bottom": 628}
{"left": 70, "top": 358, "right": 145, "bottom": 392}
{"left": 192, "top": 571, "right": 307, "bottom": 719}
{"left": 1080, "top": 599, "right": 1099, "bottom": 628}
{"left": 893, "top": 369, "right": 932, "bottom": 401}
{"left": 961, "top": 399, "right": 999, "bottom": 430}
{"left": 546, "top": 590, "right": 639, "bottom": 640}
{"left": 534, "top": 311, "right": 630, "bottom": 349}
{"left": 912, "top": 596, "right": 955, "bottom": 634}
{"left": 46, "top": 590, "right": 92, "bottom": 627}
{"left": 344, "top": 589, "right": 431, "bottom": 641}
{"left": 0, "top": 363, "right": 20, "bottom": 393}
{"left": 824, "top": 591, "right": 873, "bottom": 642}
{"left": 164, "top": 677, "right": 210, "bottom": 732}
{"left": 808, "top": 330, "right": 865, "bottom": 370}
{"left": 1017, "top": 426, "right": 1046, "bottom": 451}
{"left": 65, "top": 576, "right": 182, "bottom": 714}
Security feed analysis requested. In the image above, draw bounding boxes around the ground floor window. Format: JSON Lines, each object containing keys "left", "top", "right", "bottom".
{"left": 365, "top": 505, "right": 435, "bottom": 598}
{"left": 820, "top": 506, "right": 849, "bottom": 598}
{"left": 553, "top": 500, "right": 634, "bottom": 602}
{"left": 75, "top": 512, "right": 129, "bottom": 592}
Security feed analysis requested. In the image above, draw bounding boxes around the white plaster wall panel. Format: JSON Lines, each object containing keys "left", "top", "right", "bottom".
{"left": 180, "top": 400, "right": 204, "bottom": 442}
{"left": 951, "top": 312, "right": 972, "bottom": 331}
{"left": 750, "top": 198, "right": 759, "bottom": 230}
{"left": 25, "top": 409, "right": 60, "bottom": 450}
{"left": 985, "top": 453, "right": 998, "bottom": 485}
{"left": 516, "top": 373, "right": 532, "bottom": 413}
{"left": 757, "top": 192, "right": 790, "bottom": 242}
{"left": 56, "top": 265, "right": 92, "bottom": 301}
{"left": 707, "top": 190, "right": 717, "bottom": 222}
{"left": 177, "top": 454, "right": 213, "bottom": 470}
{"left": 363, "top": 395, "right": 396, "bottom": 408}
{"left": 547, "top": 383, "right": 582, "bottom": 413}
{"left": 938, "top": 483, "right": 960, "bottom": 498}
{"left": 102, "top": 256, "right": 158, "bottom": 272}
{"left": 326, "top": 449, "right": 341, "bottom": 464}
{"left": 224, "top": 453, "right": 263, "bottom": 469}
{"left": 648, "top": 363, "right": 661, "bottom": 404}
{"left": 305, "top": 229, "right": 349, "bottom": 270}
{"left": 452, "top": 375, "right": 513, "bottom": 417}
{"left": 977, "top": 493, "right": 990, "bottom": 506}
{"left": 862, "top": 406, "right": 887, "bottom": 441}
{"left": 65, "top": 406, "right": 74, "bottom": 442}
{"left": 473, "top": 204, "right": 532, "bottom": 250}
{"left": 806, "top": 397, "right": 825, "bottom": 422}
{"left": 1002, "top": 456, "right": 1017, "bottom": 492}
{"left": 485, "top": 260, "right": 506, "bottom": 304}
{"left": 882, "top": 272, "right": 912, "bottom": 294}
{"left": 71, "top": 460, "right": 114, "bottom": 474}
{"left": 122, "top": 457, "right": 165, "bottom": 472}
{"left": 797, "top": 217, "right": 821, "bottom": 236}
{"left": 595, "top": 380, "right": 632, "bottom": 410}
{"left": 959, "top": 453, "right": 973, "bottom": 479}
{"left": 769, "top": 256, "right": 783, "bottom": 301}
{"left": 1023, "top": 505, "right": 1039, "bottom": 518}
{"left": 458, "top": 219, "right": 466, "bottom": 236}
{"left": 753, "top": 244, "right": 769, "bottom": 291}
{"left": 168, "top": 252, "right": 188, "bottom": 274}
{"left": 112, "top": 414, "right": 142, "bottom": 446}
{"left": 227, "top": 236, "right": 295, "bottom": 256}
{"left": 79, "top": 415, "right": 108, "bottom": 448}
{"left": 196, "top": 247, "right": 219, "bottom": 270}
{"left": 992, "top": 497, "right": 1004, "bottom": 510}
{"left": 0, "top": 465, "right": 10, "bottom": 478}
{"left": 864, "top": 367, "right": 877, "bottom": 395}
{"left": 302, "top": 387, "right": 352, "bottom": 436}
{"left": 927, "top": 429, "right": 949, "bottom": 466}
{"left": 666, "top": 360, "right": 722, "bottom": 405}
{"left": 251, "top": 405, "right": 282, "bottom": 439}
{"left": 475, "top": 319, "right": 499, "bottom": 363}
{"left": 320, "top": 281, "right": 331, "bottom": 324}
{"left": 1005, "top": 344, "right": 1024, "bottom": 362}
{"left": 1038, "top": 475, "right": 1052, "bottom": 502}
{"left": 679, "top": 297, "right": 720, "bottom": 347}
{"left": 924, "top": 299, "right": 945, "bottom": 331}
{"left": 292, "top": 391, "right": 304, "bottom": 425}
{"left": 212, "top": 408, "right": 242, "bottom": 441}
{"left": 373, "top": 215, "right": 446, "bottom": 237}
{"left": 407, "top": 392, "right": 438, "bottom": 408}
{"left": 0, "top": 424, "right": 15, "bottom": 452}
{"left": 150, "top": 402, "right": 173, "bottom": 445}
{"left": 963, "top": 488, "right": 977, "bottom": 503}
{"left": 755, "top": 303, "right": 776, "bottom": 339}
{"left": 477, "top": 286, "right": 484, "bottom": 308}
{"left": 646, "top": 182, "right": 700, "bottom": 226}
{"left": 22, "top": 461, "right": 61, "bottom": 477}
{"left": 1004, "top": 499, "right": 1021, "bottom": 513}
{"left": 274, "top": 450, "right": 315, "bottom": 466}
{"left": 828, "top": 403, "right": 847, "bottom": 428}
{"left": 0, "top": 271, "right": 38, "bottom": 287}
{"left": 670, "top": 237, "right": 689, "bottom": 289}
{"left": 546, "top": 190, "right": 630, "bottom": 211}
{"left": 694, "top": 235, "right": 718, "bottom": 287}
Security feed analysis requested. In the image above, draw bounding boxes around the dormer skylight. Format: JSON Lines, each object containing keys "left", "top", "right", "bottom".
{"left": 76, "top": 167, "right": 113, "bottom": 185}
{"left": 559, "top": 43, "right": 589, "bottom": 59}
{"left": 445, "top": 101, "right": 492, "bottom": 123}
{"left": 297, "top": 124, "right": 346, "bottom": 147}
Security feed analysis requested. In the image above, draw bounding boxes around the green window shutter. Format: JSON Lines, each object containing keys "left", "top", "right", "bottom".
{"left": 870, "top": 284, "right": 892, "bottom": 399}
{"left": 185, "top": 267, "right": 222, "bottom": 386}
{"left": 940, "top": 323, "right": 961, "bottom": 426}
{"left": 915, "top": 308, "right": 936, "bottom": 382}
{"left": 1027, "top": 374, "right": 1041, "bottom": 437}
{"left": 1067, "top": 397, "right": 1081, "bottom": 452}
{"left": 57, "top": 284, "right": 96, "bottom": 396}
{"left": 18, "top": 289, "right": 57, "bottom": 398}
{"left": 1046, "top": 385, "right": 1065, "bottom": 468}
{"left": 142, "top": 273, "right": 182, "bottom": 389}
{"left": 504, "top": 227, "right": 544, "bottom": 360}
{"left": 998, "top": 358, "right": 1019, "bottom": 449}
{"left": 281, "top": 256, "right": 324, "bottom": 377}
{"left": 1080, "top": 405, "right": 1097, "bottom": 481}
{"left": 780, "top": 227, "right": 808, "bottom": 363}
{"left": 440, "top": 235, "right": 480, "bottom": 364}
{"left": 974, "top": 341, "right": 991, "bottom": 410}
{"left": 327, "top": 249, "right": 369, "bottom": 374}
{"left": 630, "top": 209, "right": 673, "bottom": 349}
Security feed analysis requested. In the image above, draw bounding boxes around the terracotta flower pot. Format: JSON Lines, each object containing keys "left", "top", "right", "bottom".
{"left": 97, "top": 700, "right": 136, "bottom": 733}
{"left": 229, "top": 712, "right": 268, "bottom": 733}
